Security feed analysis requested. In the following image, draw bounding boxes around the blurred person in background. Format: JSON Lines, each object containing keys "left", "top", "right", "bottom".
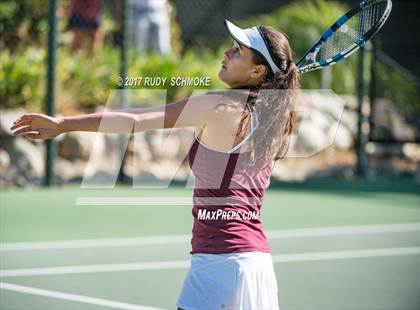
{"left": 68, "top": 0, "right": 103, "bottom": 54}
{"left": 129, "top": 0, "right": 171, "bottom": 54}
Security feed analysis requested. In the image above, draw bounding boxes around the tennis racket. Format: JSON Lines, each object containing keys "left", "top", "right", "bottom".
{"left": 296, "top": 0, "right": 392, "bottom": 74}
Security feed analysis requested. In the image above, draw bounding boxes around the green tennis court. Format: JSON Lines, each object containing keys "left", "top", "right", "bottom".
{"left": 1, "top": 179, "right": 419, "bottom": 309}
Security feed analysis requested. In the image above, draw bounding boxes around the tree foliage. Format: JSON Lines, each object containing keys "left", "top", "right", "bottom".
{"left": 0, "top": 0, "right": 48, "bottom": 52}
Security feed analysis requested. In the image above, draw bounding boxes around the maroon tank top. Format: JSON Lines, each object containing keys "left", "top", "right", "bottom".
{"left": 188, "top": 130, "right": 272, "bottom": 254}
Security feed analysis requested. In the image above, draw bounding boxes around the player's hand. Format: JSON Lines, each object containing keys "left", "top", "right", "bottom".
{"left": 9, "top": 113, "right": 62, "bottom": 140}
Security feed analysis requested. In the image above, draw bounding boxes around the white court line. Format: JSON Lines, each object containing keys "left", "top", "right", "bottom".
{"left": 1, "top": 222, "right": 418, "bottom": 252}
{"left": 0, "top": 260, "right": 190, "bottom": 278}
{"left": 1, "top": 247, "right": 419, "bottom": 278}
{"left": 0, "top": 235, "right": 190, "bottom": 252}
{"left": 0, "top": 282, "right": 161, "bottom": 310}
{"left": 76, "top": 197, "right": 193, "bottom": 206}
{"left": 75, "top": 196, "right": 263, "bottom": 206}
{"left": 271, "top": 247, "right": 420, "bottom": 263}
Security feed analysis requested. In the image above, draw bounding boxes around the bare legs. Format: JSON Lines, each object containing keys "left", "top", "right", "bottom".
{"left": 71, "top": 28, "right": 103, "bottom": 55}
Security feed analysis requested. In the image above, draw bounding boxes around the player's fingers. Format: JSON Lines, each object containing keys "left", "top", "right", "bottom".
{"left": 24, "top": 132, "right": 42, "bottom": 140}
{"left": 12, "top": 126, "right": 33, "bottom": 136}
{"left": 10, "top": 120, "right": 32, "bottom": 131}
{"left": 13, "top": 113, "right": 35, "bottom": 124}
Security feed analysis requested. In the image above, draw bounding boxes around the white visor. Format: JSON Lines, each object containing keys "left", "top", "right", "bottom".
{"left": 224, "top": 19, "right": 281, "bottom": 74}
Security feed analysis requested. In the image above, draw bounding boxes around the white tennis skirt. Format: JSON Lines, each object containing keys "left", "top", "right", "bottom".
{"left": 176, "top": 251, "right": 279, "bottom": 310}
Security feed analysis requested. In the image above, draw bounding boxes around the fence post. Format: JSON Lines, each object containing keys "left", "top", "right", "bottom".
{"left": 44, "top": 0, "right": 58, "bottom": 187}
{"left": 369, "top": 39, "right": 378, "bottom": 142}
{"left": 355, "top": 46, "right": 369, "bottom": 177}
{"left": 117, "top": 0, "right": 129, "bottom": 183}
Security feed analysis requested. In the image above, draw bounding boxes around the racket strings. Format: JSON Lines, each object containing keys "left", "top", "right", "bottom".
{"left": 318, "top": 1, "right": 387, "bottom": 61}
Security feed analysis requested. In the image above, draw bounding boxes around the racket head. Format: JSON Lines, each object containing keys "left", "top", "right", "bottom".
{"left": 297, "top": 0, "right": 392, "bottom": 74}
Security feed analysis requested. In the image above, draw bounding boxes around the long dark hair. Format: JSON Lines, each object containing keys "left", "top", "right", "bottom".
{"left": 234, "top": 26, "right": 300, "bottom": 165}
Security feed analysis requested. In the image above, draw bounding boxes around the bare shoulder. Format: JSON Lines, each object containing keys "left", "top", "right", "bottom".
{"left": 160, "top": 92, "right": 231, "bottom": 131}
{"left": 187, "top": 91, "right": 246, "bottom": 133}
{"left": 193, "top": 91, "right": 250, "bottom": 143}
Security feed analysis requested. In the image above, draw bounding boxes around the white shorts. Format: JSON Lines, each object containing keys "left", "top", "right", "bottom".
{"left": 176, "top": 251, "right": 279, "bottom": 310}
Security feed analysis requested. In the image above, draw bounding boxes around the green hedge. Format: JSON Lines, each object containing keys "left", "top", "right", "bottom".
{"left": 0, "top": 0, "right": 47, "bottom": 52}
{"left": 0, "top": 48, "right": 45, "bottom": 110}
{"left": 0, "top": 46, "right": 225, "bottom": 111}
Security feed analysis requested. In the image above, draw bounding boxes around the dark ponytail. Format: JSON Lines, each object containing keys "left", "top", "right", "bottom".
{"left": 236, "top": 26, "right": 300, "bottom": 165}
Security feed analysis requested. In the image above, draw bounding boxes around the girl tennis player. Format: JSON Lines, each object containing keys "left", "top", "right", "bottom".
{"left": 10, "top": 20, "right": 299, "bottom": 309}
